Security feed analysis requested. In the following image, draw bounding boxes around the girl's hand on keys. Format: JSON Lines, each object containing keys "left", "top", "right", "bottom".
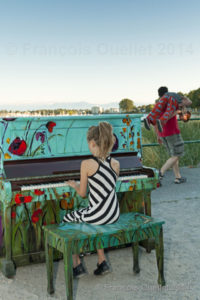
{"left": 67, "top": 180, "right": 77, "bottom": 189}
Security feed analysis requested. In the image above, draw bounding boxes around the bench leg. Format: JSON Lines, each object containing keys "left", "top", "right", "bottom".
{"left": 45, "top": 236, "right": 54, "bottom": 294}
{"left": 63, "top": 243, "right": 73, "bottom": 300}
{"left": 139, "top": 238, "right": 155, "bottom": 253}
{"left": 155, "top": 227, "right": 165, "bottom": 286}
{"left": 132, "top": 242, "right": 140, "bottom": 274}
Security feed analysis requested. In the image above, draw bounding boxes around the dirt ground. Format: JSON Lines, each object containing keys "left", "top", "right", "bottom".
{"left": 0, "top": 167, "right": 199, "bottom": 300}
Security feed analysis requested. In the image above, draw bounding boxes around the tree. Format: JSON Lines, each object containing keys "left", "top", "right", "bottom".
{"left": 187, "top": 88, "right": 200, "bottom": 109}
{"left": 145, "top": 104, "right": 155, "bottom": 113}
{"left": 119, "top": 98, "right": 135, "bottom": 112}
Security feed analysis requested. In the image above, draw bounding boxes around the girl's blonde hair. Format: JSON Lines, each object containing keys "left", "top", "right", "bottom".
{"left": 87, "top": 122, "right": 115, "bottom": 159}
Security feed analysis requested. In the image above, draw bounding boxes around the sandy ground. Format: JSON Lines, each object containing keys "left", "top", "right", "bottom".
{"left": 0, "top": 167, "right": 200, "bottom": 300}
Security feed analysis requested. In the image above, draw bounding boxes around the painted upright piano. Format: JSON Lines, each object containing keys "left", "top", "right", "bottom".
{"left": 0, "top": 114, "right": 159, "bottom": 277}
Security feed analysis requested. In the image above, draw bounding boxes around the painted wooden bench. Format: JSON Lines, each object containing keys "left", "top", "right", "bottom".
{"left": 43, "top": 212, "right": 165, "bottom": 300}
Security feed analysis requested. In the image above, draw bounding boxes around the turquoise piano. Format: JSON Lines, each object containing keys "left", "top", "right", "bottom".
{"left": 0, "top": 114, "right": 158, "bottom": 277}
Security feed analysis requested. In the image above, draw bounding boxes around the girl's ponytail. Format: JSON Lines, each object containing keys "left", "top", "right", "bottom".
{"left": 98, "top": 122, "right": 115, "bottom": 159}
{"left": 87, "top": 121, "right": 115, "bottom": 160}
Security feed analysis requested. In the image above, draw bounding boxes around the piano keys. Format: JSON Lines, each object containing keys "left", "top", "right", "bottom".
{"left": 5, "top": 153, "right": 153, "bottom": 191}
{"left": 0, "top": 114, "right": 159, "bottom": 277}
{"left": 20, "top": 175, "right": 148, "bottom": 191}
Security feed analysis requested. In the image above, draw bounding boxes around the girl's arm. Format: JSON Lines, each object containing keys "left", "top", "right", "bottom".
{"left": 67, "top": 160, "right": 88, "bottom": 197}
{"left": 111, "top": 158, "right": 120, "bottom": 177}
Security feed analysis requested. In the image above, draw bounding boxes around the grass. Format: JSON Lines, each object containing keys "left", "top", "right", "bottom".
{"left": 141, "top": 120, "right": 200, "bottom": 169}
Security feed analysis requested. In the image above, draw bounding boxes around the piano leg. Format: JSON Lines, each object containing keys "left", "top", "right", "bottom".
{"left": 118, "top": 190, "right": 149, "bottom": 214}
{"left": 1, "top": 258, "right": 16, "bottom": 278}
{"left": 45, "top": 234, "right": 55, "bottom": 295}
{"left": 1, "top": 206, "right": 16, "bottom": 277}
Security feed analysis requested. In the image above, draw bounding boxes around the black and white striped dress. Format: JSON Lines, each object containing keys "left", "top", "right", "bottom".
{"left": 63, "top": 156, "right": 120, "bottom": 225}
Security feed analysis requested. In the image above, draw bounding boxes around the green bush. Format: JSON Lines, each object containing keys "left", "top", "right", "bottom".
{"left": 141, "top": 120, "right": 200, "bottom": 169}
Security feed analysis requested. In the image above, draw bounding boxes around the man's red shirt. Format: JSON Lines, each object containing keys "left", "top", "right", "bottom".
{"left": 158, "top": 115, "right": 180, "bottom": 137}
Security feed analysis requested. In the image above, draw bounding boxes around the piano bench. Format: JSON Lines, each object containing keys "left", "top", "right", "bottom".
{"left": 43, "top": 212, "right": 165, "bottom": 300}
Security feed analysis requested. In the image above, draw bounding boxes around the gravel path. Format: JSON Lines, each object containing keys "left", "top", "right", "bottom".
{"left": 0, "top": 167, "right": 199, "bottom": 300}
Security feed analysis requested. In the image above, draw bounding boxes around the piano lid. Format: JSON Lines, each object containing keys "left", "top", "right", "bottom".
{"left": 0, "top": 114, "right": 143, "bottom": 163}
{"left": 4, "top": 153, "right": 142, "bottom": 180}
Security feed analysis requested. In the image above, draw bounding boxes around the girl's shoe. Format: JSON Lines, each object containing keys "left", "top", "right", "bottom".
{"left": 73, "top": 263, "right": 86, "bottom": 278}
{"left": 174, "top": 177, "right": 187, "bottom": 184}
{"left": 94, "top": 261, "right": 110, "bottom": 276}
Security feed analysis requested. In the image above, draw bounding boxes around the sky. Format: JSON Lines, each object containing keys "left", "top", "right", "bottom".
{"left": 0, "top": 0, "right": 200, "bottom": 108}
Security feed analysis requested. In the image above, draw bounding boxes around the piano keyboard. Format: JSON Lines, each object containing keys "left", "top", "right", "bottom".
{"left": 119, "top": 174, "right": 148, "bottom": 181}
{"left": 20, "top": 174, "right": 148, "bottom": 191}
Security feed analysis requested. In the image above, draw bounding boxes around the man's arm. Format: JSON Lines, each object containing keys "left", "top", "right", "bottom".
{"left": 153, "top": 124, "right": 162, "bottom": 144}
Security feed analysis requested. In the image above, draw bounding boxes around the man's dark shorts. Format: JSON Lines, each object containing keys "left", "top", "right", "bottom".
{"left": 161, "top": 134, "right": 184, "bottom": 157}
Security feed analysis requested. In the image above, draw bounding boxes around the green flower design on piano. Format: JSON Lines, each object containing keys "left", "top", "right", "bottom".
{"left": 120, "top": 115, "right": 135, "bottom": 150}
{"left": 2, "top": 119, "right": 62, "bottom": 159}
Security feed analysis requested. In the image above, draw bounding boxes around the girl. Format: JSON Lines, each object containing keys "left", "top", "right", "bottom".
{"left": 63, "top": 122, "right": 120, "bottom": 278}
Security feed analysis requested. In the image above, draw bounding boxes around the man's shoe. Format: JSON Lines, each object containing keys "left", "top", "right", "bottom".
{"left": 73, "top": 263, "right": 86, "bottom": 278}
{"left": 174, "top": 177, "right": 187, "bottom": 184}
{"left": 144, "top": 118, "right": 151, "bottom": 130}
{"left": 159, "top": 170, "right": 164, "bottom": 181}
{"left": 156, "top": 119, "right": 163, "bottom": 133}
{"left": 158, "top": 170, "right": 164, "bottom": 187}
{"left": 94, "top": 260, "right": 110, "bottom": 276}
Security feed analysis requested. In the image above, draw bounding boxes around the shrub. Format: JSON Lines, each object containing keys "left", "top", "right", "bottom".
{"left": 141, "top": 120, "right": 200, "bottom": 168}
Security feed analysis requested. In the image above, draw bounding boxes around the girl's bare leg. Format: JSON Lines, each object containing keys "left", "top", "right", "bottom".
{"left": 97, "top": 249, "right": 106, "bottom": 264}
{"left": 72, "top": 254, "right": 81, "bottom": 267}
